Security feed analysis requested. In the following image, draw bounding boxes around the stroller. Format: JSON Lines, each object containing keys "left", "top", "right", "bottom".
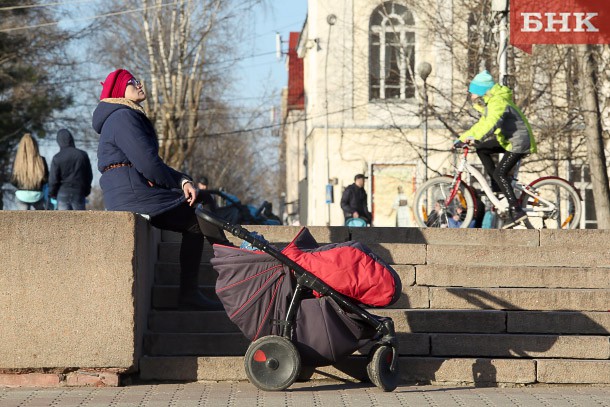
{"left": 196, "top": 208, "right": 401, "bottom": 392}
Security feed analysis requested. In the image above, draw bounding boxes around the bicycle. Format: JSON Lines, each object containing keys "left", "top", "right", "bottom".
{"left": 413, "top": 144, "right": 582, "bottom": 229}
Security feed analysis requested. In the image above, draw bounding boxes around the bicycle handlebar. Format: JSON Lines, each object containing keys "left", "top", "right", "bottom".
{"left": 452, "top": 143, "right": 470, "bottom": 155}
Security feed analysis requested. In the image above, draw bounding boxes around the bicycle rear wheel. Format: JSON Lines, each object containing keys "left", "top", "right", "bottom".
{"left": 414, "top": 176, "right": 475, "bottom": 228}
{"left": 520, "top": 177, "right": 582, "bottom": 229}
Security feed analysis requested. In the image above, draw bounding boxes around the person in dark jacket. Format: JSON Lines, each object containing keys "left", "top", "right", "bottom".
{"left": 92, "top": 68, "right": 228, "bottom": 310}
{"left": 48, "top": 129, "right": 93, "bottom": 210}
{"left": 340, "top": 174, "right": 372, "bottom": 225}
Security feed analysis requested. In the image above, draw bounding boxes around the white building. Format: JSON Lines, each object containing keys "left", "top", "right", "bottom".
{"left": 281, "top": 0, "right": 605, "bottom": 228}
{"left": 282, "top": 0, "right": 459, "bottom": 226}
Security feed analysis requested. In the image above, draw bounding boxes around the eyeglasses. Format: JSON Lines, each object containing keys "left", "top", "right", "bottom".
{"left": 127, "top": 78, "right": 141, "bottom": 88}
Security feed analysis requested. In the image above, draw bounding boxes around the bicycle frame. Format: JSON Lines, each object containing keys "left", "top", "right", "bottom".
{"left": 449, "top": 147, "right": 560, "bottom": 215}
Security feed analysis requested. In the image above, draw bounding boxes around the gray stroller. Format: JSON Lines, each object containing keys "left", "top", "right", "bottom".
{"left": 196, "top": 208, "right": 401, "bottom": 391}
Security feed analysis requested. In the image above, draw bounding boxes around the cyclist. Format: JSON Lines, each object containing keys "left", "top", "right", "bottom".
{"left": 455, "top": 70, "right": 537, "bottom": 228}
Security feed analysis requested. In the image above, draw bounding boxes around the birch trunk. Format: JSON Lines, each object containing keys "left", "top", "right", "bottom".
{"left": 577, "top": 44, "right": 610, "bottom": 229}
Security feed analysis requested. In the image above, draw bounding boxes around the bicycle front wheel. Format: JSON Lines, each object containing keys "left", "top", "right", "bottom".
{"left": 414, "top": 176, "right": 475, "bottom": 228}
{"left": 520, "top": 177, "right": 582, "bottom": 229}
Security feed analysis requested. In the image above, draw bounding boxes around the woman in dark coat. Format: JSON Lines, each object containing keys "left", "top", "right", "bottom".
{"left": 93, "top": 68, "right": 227, "bottom": 310}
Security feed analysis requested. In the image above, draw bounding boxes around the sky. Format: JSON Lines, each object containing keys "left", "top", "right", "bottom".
{"left": 234, "top": 1, "right": 308, "bottom": 111}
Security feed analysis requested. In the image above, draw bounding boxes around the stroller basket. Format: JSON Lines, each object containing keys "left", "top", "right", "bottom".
{"left": 196, "top": 208, "right": 400, "bottom": 392}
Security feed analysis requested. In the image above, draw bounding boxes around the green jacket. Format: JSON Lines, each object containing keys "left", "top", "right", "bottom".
{"left": 459, "top": 84, "right": 537, "bottom": 154}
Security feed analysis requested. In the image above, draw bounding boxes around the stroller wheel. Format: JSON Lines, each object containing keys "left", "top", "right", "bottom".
{"left": 367, "top": 345, "right": 399, "bottom": 392}
{"left": 244, "top": 335, "right": 301, "bottom": 391}
{"left": 296, "top": 366, "right": 315, "bottom": 382}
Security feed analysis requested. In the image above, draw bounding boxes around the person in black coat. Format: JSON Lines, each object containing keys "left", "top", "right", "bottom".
{"left": 92, "top": 68, "right": 228, "bottom": 310}
{"left": 48, "top": 129, "right": 93, "bottom": 210}
{"left": 340, "top": 174, "right": 373, "bottom": 225}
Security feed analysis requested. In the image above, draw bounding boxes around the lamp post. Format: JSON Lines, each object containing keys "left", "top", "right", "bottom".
{"left": 324, "top": 14, "right": 336, "bottom": 226}
{"left": 491, "top": 0, "right": 509, "bottom": 85}
{"left": 417, "top": 62, "right": 432, "bottom": 181}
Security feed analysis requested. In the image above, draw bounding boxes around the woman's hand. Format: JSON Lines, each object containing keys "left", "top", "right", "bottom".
{"left": 182, "top": 181, "right": 197, "bottom": 206}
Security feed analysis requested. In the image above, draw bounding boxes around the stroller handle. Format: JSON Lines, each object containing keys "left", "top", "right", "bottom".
{"left": 196, "top": 206, "right": 252, "bottom": 240}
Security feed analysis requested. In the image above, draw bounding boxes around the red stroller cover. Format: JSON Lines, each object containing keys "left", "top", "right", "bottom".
{"left": 282, "top": 228, "right": 401, "bottom": 307}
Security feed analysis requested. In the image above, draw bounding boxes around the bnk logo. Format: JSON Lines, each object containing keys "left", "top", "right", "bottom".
{"left": 510, "top": 1, "right": 610, "bottom": 53}
{"left": 521, "top": 12, "right": 598, "bottom": 33}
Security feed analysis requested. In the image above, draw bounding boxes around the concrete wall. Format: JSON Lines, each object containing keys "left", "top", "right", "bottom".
{"left": 0, "top": 211, "right": 157, "bottom": 375}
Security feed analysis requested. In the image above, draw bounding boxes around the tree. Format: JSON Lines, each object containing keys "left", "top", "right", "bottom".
{"left": 576, "top": 44, "right": 610, "bottom": 228}
{"left": 0, "top": 0, "right": 75, "bottom": 207}
{"left": 90, "top": 0, "right": 279, "bottom": 205}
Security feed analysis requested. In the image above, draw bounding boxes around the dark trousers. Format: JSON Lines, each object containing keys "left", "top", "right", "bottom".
{"left": 150, "top": 198, "right": 228, "bottom": 293}
{"left": 57, "top": 190, "right": 87, "bottom": 210}
{"left": 476, "top": 138, "right": 526, "bottom": 208}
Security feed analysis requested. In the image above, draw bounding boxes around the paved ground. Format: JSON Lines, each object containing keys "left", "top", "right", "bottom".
{"left": 1, "top": 381, "right": 610, "bottom": 407}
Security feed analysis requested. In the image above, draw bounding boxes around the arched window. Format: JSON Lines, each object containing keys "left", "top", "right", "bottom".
{"left": 369, "top": 2, "right": 415, "bottom": 100}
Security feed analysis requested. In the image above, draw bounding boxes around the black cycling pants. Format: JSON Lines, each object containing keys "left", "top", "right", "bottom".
{"left": 476, "top": 138, "right": 526, "bottom": 208}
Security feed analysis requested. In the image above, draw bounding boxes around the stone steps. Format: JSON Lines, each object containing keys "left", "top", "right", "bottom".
{"left": 144, "top": 333, "right": 250, "bottom": 356}
{"left": 151, "top": 286, "right": 219, "bottom": 309}
{"left": 154, "top": 262, "right": 415, "bottom": 288}
{"left": 149, "top": 285, "right": 610, "bottom": 311}
{"left": 148, "top": 310, "right": 240, "bottom": 333}
{"left": 158, "top": 241, "right": 608, "bottom": 269}
{"left": 154, "top": 262, "right": 218, "bottom": 285}
{"left": 426, "top": 245, "right": 610, "bottom": 268}
{"left": 162, "top": 226, "right": 610, "bottom": 248}
{"left": 148, "top": 309, "right": 610, "bottom": 335}
{"left": 428, "top": 287, "right": 610, "bottom": 311}
{"left": 138, "top": 227, "right": 610, "bottom": 386}
{"left": 378, "top": 309, "right": 610, "bottom": 334}
{"left": 155, "top": 262, "right": 610, "bottom": 289}
{"left": 143, "top": 331, "right": 609, "bottom": 359}
{"left": 150, "top": 285, "right": 429, "bottom": 309}
{"left": 148, "top": 309, "right": 506, "bottom": 334}
{"left": 139, "top": 355, "right": 610, "bottom": 385}
{"left": 142, "top": 332, "right": 430, "bottom": 357}
{"left": 417, "top": 264, "right": 610, "bottom": 289}
{"left": 160, "top": 227, "right": 349, "bottom": 244}
{"left": 157, "top": 241, "right": 428, "bottom": 265}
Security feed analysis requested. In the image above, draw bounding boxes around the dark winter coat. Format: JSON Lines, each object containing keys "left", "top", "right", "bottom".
{"left": 92, "top": 99, "right": 189, "bottom": 217}
{"left": 340, "top": 183, "right": 372, "bottom": 223}
{"left": 48, "top": 129, "right": 93, "bottom": 198}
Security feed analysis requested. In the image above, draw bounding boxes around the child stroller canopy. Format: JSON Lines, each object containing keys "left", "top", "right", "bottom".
{"left": 282, "top": 228, "right": 401, "bottom": 307}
